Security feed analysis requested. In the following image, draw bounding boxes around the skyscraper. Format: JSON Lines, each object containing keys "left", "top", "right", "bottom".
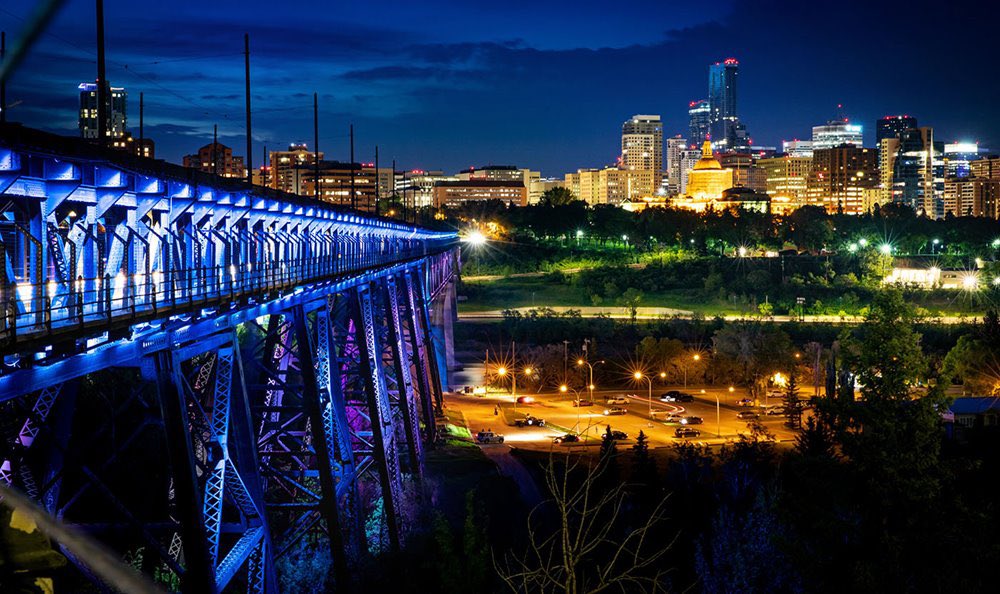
{"left": 688, "top": 100, "right": 711, "bottom": 145}
{"left": 665, "top": 135, "right": 687, "bottom": 194}
{"left": 270, "top": 143, "right": 323, "bottom": 193}
{"left": 893, "top": 127, "right": 944, "bottom": 218}
{"left": 808, "top": 145, "right": 877, "bottom": 214}
{"left": 707, "top": 58, "right": 749, "bottom": 152}
{"left": 876, "top": 115, "right": 917, "bottom": 144}
{"left": 621, "top": 114, "right": 663, "bottom": 195}
{"left": 622, "top": 115, "right": 663, "bottom": 167}
{"left": 78, "top": 81, "right": 127, "bottom": 139}
{"left": 943, "top": 142, "right": 981, "bottom": 179}
{"left": 811, "top": 120, "right": 863, "bottom": 151}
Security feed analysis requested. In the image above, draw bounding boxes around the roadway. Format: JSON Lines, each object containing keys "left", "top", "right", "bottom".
{"left": 457, "top": 306, "right": 982, "bottom": 325}
{"left": 443, "top": 385, "right": 802, "bottom": 451}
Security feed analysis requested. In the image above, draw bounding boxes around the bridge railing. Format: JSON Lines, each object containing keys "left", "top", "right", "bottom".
{"left": 0, "top": 237, "right": 456, "bottom": 344}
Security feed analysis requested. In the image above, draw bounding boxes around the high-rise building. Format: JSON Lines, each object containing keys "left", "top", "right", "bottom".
{"left": 706, "top": 59, "right": 751, "bottom": 153}
{"left": 432, "top": 180, "right": 527, "bottom": 208}
{"left": 621, "top": 114, "right": 663, "bottom": 190}
{"left": 720, "top": 153, "right": 766, "bottom": 192}
{"left": 878, "top": 137, "right": 901, "bottom": 208}
{"left": 760, "top": 155, "right": 813, "bottom": 213}
{"left": 943, "top": 142, "right": 981, "bottom": 179}
{"left": 807, "top": 145, "right": 877, "bottom": 214}
{"left": 876, "top": 115, "right": 917, "bottom": 145}
{"left": 457, "top": 165, "right": 522, "bottom": 182}
{"left": 297, "top": 161, "right": 393, "bottom": 210}
{"left": 665, "top": 135, "right": 688, "bottom": 194}
{"left": 892, "top": 127, "right": 944, "bottom": 217}
{"left": 811, "top": 120, "right": 863, "bottom": 151}
{"left": 708, "top": 59, "right": 738, "bottom": 144}
{"left": 678, "top": 148, "right": 703, "bottom": 195}
{"left": 943, "top": 178, "right": 1000, "bottom": 218}
{"left": 396, "top": 170, "right": 458, "bottom": 209}
{"left": 78, "top": 82, "right": 127, "bottom": 139}
{"left": 564, "top": 167, "right": 655, "bottom": 205}
{"left": 182, "top": 142, "right": 245, "bottom": 178}
{"left": 270, "top": 144, "right": 323, "bottom": 193}
{"left": 971, "top": 157, "right": 1000, "bottom": 180}
{"left": 688, "top": 100, "right": 711, "bottom": 145}
{"left": 782, "top": 140, "right": 814, "bottom": 158}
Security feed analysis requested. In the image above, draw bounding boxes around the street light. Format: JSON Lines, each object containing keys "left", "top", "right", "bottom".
{"left": 634, "top": 371, "right": 652, "bottom": 419}
{"left": 577, "top": 358, "right": 603, "bottom": 405}
{"left": 682, "top": 353, "right": 701, "bottom": 387}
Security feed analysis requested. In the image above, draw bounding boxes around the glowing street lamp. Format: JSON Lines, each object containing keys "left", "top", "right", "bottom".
{"left": 858, "top": 238, "right": 868, "bottom": 247}
{"left": 634, "top": 371, "right": 653, "bottom": 418}
{"left": 464, "top": 230, "right": 487, "bottom": 246}
{"left": 577, "top": 358, "right": 603, "bottom": 405}
{"left": 879, "top": 243, "right": 893, "bottom": 255}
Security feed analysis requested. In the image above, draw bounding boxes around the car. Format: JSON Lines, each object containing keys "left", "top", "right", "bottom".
{"left": 659, "top": 390, "right": 683, "bottom": 402}
{"left": 475, "top": 430, "right": 504, "bottom": 444}
{"left": 603, "top": 406, "right": 627, "bottom": 416}
{"left": 553, "top": 433, "right": 580, "bottom": 444}
{"left": 514, "top": 414, "right": 546, "bottom": 427}
{"left": 736, "top": 410, "right": 759, "bottom": 420}
{"left": 650, "top": 409, "right": 682, "bottom": 420}
{"left": 572, "top": 399, "right": 594, "bottom": 407}
{"left": 763, "top": 405, "right": 785, "bottom": 416}
{"left": 605, "top": 395, "right": 630, "bottom": 405}
{"left": 680, "top": 416, "right": 703, "bottom": 425}
{"left": 609, "top": 430, "right": 628, "bottom": 440}
{"left": 675, "top": 427, "right": 701, "bottom": 438}
{"left": 515, "top": 395, "right": 535, "bottom": 404}
{"left": 736, "top": 398, "right": 755, "bottom": 407}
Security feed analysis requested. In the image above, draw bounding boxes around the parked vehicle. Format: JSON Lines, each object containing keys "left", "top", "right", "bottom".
{"left": 603, "top": 406, "right": 627, "bottom": 416}
{"left": 514, "top": 414, "right": 546, "bottom": 427}
{"left": 553, "top": 434, "right": 580, "bottom": 444}
{"left": 609, "top": 430, "right": 628, "bottom": 440}
{"left": 475, "top": 430, "right": 504, "bottom": 444}
{"left": 573, "top": 399, "right": 594, "bottom": 407}
{"left": 675, "top": 427, "right": 701, "bottom": 438}
{"left": 659, "top": 390, "right": 683, "bottom": 402}
{"left": 681, "top": 416, "right": 704, "bottom": 425}
{"left": 650, "top": 409, "right": 682, "bottom": 420}
{"left": 763, "top": 405, "right": 785, "bottom": 416}
{"left": 736, "top": 410, "right": 759, "bottom": 420}
{"left": 606, "top": 395, "right": 630, "bottom": 405}
{"left": 736, "top": 398, "right": 755, "bottom": 407}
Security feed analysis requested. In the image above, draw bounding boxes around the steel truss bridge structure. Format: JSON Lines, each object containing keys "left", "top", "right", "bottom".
{"left": 0, "top": 124, "right": 460, "bottom": 593}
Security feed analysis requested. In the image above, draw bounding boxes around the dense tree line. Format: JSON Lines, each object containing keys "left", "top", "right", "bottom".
{"left": 423, "top": 199, "right": 1000, "bottom": 259}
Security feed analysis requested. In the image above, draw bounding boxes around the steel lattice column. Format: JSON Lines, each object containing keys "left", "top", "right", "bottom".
{"left": 403, "top": 268, "right": 438, "bottom": 442}
{"left": 350, "top": 284, "right": 403, "bottom": 552}
{"left": 382, "top": 275, "right": 422, "bottom": 475}
{"left": 291, "top": 303, "right": 352, "bottom": 586}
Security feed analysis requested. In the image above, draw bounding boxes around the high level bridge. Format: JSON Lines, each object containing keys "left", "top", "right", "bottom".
{"left": 0, "top": 123, "right": 460, "bottom": 593}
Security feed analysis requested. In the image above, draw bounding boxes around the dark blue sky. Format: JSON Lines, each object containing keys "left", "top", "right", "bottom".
{"left": 3, "top": 0, "right": 996, "bottom": 176}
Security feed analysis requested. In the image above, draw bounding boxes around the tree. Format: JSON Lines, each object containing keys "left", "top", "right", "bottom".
{"left": 783, "top": 372, "right": 804, "bottom": 429}
{"left": 711, "top": 320, "right": 794, "bottom": 401}
{"left": 496, "top": 456, "right": 671, "bottom": 594}
{"left": 618, "top": 288, "right": 643, "bottom": 324}
{"left": 539, "top": 187, "right": 577, "bottom": 207}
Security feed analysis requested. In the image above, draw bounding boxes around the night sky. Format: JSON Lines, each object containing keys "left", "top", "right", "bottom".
{"left": 2, "top": 0, "right": 996, "bottom": 176}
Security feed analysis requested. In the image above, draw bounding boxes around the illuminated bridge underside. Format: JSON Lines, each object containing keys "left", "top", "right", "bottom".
{"left": 0, "top": 127, "right": 459, "bottom": 593}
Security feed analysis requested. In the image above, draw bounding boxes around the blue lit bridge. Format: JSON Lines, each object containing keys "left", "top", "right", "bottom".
{"left": 0, "top": 124, "right": 460, "bottom": 593}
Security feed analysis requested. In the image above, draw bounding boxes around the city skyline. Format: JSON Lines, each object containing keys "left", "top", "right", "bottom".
{"left": 1, "top": 0, "right": 995, "bottom": 176}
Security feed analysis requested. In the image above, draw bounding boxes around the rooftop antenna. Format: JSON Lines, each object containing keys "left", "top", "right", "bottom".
{"left": 244, "top": 33, "right": 252, "bottom": 185}
{"left": 1, "top": 31, "right": 6, "bottom": 124}
{"left": 212, "top": 124, "right": 218, "bottom": 175}
{"left": 96, "top": 0, "right": 107, "bottom": 144}
{"left": 313, "top": 92, "right": 320, "bottom": 200}
{"left": 138, "top": 91, "right": 143, "bottom": 156}
{"left": 349, "top": 124, "right": 356, "bottom": 210}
